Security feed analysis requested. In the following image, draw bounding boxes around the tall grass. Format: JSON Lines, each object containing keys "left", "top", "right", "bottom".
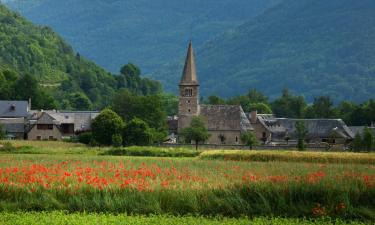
{"left": 199, "top": 150, "right": 375, "bottom": 164}
{"left": 0, "top": 155, "right": 374, "bottom": 220}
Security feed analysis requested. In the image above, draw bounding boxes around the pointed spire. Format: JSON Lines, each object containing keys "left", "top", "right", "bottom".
{"left": 180, "top": 41, "right": 199, "bottom": 85}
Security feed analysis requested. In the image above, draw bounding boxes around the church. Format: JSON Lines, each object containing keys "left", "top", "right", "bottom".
{"left": 177, "top": 41, "right": 253, "bottom": 145}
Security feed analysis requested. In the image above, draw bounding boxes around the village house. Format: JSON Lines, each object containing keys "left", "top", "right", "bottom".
{"left": 0, "top": 100, "right": 29, "bottom": 139}
{"left": 25, "top": 110, "right": 99, "bottom": 141}
{"left": 0, "top": 100, "right": 99, "bottom": 141}
{"left": 249, "top": 111, "right": 355, "bottom": 145}
{"left": 177, "top": 41, "right": 253, "bottom": 145}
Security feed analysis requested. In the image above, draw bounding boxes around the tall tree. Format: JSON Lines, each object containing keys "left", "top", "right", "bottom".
{"left": 271, "top": 89, "right": 306, "bottom": 118}
{"left": 111, "top": 90, "right": 167, "bottom": 131}
{"left": 180, "top": 116, "right": 210, "bottom": 150}
{"left": 122, "top": 118, "right": 152, "bottom": 146}
{"left": 363, "top": 127, "right": 374, "bottom": 152}
{"left": 91, "top": 109, "right": 124, "bottom": 146}
{"left": 241, "top": 131, "right": 259, "bottom": 150}
{"left": 295, "top": 121, "right": 308, "bottom": 151}
{"left": 311, "top": 96, "right": 337, "bottom": 118}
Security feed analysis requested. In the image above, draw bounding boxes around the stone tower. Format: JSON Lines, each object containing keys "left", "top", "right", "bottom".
{"left": 178, "top": 41, "right": 200, "bottom": 133}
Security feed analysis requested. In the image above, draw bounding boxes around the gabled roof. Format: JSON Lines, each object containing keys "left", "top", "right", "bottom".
{"left": 0, "top": 101, "right": 28, "bottom": 118}
{"left": 257, "top": 114, "right": 354, "bottom": 140}
{"left": 349, "top": 126, "right": 375, "bottom": 136}
{"left": 180, "top": 41, "right": 199, "bottom": 86}
{"left": 200, "top": 105, "right": 253, "bottom": 132}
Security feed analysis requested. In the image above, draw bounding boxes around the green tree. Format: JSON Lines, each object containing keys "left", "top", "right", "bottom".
{"left": 295, "top": 121, "right": 308, "bottom": 151}
{"left": 13, "top": 74, "right": 56, "bottom": 109}
{"left": 247, "top": 88, "right": 268, "bottom": 103}
{"left": 111, "top": 134, "right": 123, "bottom": 147}
{"left": 122, "top": 118, "right": 152, "bottom": 146}
{"left": 180, "top": 116, "right": 210, "bottom": 150}
{"left": 311, "top": 96, "right": 338, "bottom": 118}
{"left": 111, "top": 90, "right": 167, "bottom": 131}
{"left": 271, "top": 89, "right": 306, "bottom": 118}
{"left": 207, "top": 95, "right": 226, "bottom": 105}
{"left": 350, "top": 133, "right": 363, "bottom": 152}
{"left": 92, "top": 109, "right": 124, "bottom": 146}
{"left": 68, "top": 92, "right": 93, "bottom": 110}
{"left": 241, "top": 131, "right": 258, "bottom": 150}
{"left": 363, "top": 127, "right": 374, "bottom": 152}
{"left": 120, "top": 63, "right": 141, "bottom": 77}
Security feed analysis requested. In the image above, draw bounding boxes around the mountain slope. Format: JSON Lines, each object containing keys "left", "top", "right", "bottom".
{"left": 5, "top": 0, "right": 280, "bottom": 74}
{"left": 204, "top": 0, "right": 375, "bottom": 102}
{"left": 0, "top": 4, "right": 161, "bottom": 109}
{"left": 156, "top": 0, "right": 375, "bottom": 102}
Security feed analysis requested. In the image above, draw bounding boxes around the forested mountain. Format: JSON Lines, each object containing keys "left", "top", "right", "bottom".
{"left": 4, "top": 0, "right": 375, "bottom": 103}
{"left": 160, "top": 0, "right": 374, "bottom": 102}
{"left": 4, "top": 0, "right": 280, "bottom": 74}
{"left": 0, "top": 4, "right": 161, "bottom": 110}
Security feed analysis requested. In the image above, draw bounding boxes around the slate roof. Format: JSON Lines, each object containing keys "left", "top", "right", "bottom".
{"left": 26, "top": 110, "right": 100, "bottom": 133}
{"left": 349, "top": 126, "right": 375, "bottom": 136}
{"left": 0, "top": 118, "right": 25, "bottom": 133}
{"left": 257, "top": 114, "right": 354, "bottom": 140}
{"left": 56, "top": 111, "right": 100, "bottom": 131}
{"left": 200, "top": 105, "right": 253, "bottom": 132}
{"left": 0, "top": 101, "right": 28, "bottom": 118}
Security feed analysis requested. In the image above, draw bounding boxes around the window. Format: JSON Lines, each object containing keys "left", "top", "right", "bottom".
{"left": 184, "top": 88, "right": 193, "bottom": 97}
{"left": 236, "top": 136, "right": 238, "bottom": 143}
{"left": 49, "top": 136, "right": 54, "bottom": 140}
{"left": 188, "top": 109, "right": 191, "bottom": 112}
{"left": 37, "top": 136, "right": 41, "bottom": 140}
{"left": 37, "top": 124, "right": 53, "bottom": 130}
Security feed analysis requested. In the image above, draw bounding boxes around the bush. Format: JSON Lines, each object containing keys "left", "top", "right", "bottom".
{"left": 77, "top": 132, "right": 93, "bottom": 145}
{"left": 92, "top": 109, "right": 124, "bottom": 146}
{"left": 122, "top": 118, "right": 152, "bottom": 146}
{"left": 111, "top": 134, "right": 123, "bottom": 147}
{"left": 102, "top": 146, "right": 200, "bottom": 157}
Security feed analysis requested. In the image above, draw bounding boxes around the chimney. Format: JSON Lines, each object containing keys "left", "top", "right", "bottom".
{"left": 250, "top": 110, "right": 258, "bottom": 124}
{"left": 28, "top": 98, "right": 32, "bottom": 111}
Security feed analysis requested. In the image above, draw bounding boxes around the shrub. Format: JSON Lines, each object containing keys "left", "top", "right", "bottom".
{"left": 77, "top": 132, "right": 93, "bottom": 145}
{"left": 111, "top": 134, "right": 123, "bottom": 147}
{"left": 122, "top": 118, "right": 152, "bottom": 146}
{"left": 92, "top": 109, "right": 124, "bottom": 146}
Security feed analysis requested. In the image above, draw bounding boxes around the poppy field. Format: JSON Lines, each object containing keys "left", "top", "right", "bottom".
{"left": 0, "top": 151, "right": 374, "bottom": 221}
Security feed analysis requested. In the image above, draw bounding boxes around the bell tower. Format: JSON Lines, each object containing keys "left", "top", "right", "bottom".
{"left": 178, "top": 41, "right": 200, "bottom": 133}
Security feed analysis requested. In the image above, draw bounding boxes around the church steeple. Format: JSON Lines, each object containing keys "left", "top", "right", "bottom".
{"left": 180, "top": 41, "right": 199, "bottom": 86}
{"left": 178, "top": 41, "right": 200, "bottom": 133}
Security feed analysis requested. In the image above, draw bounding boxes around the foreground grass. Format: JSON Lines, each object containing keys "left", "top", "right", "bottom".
{"left": 0, "top": 212, "right": 367, "bottom": 225}
{"left": 199, "top": 150, "right": 375, "bottom": 164}
{"left": 0, "top": 154, "right": 374, "bottom": 220}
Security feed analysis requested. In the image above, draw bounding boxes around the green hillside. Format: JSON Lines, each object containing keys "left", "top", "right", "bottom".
{"left": 0, "top": 4, "right": 161, "bottom": 109}
{"left": 5, "top": 0, "right": 279, "bottom": 74}
{"left": 156, "top": 0, "right": 375, "bottom": 102}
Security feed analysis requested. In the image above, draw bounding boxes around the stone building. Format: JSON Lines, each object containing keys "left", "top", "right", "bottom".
{"left": 0, "top": 100, "right": 29, "bottom": 139}
{"left": 26, "top": 110, "right": 99, "bottom": 141}
{"left": 249, "top": 111, "right": 355, "bottom": 144}
{"left": 177, "top": 41, "right": 252, "bottom": 145}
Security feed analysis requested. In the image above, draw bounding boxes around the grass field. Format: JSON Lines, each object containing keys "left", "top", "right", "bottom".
{"left": 0, "top": 212, "right": 367, "bottom": 225}
{"left": 0, "top": 141, "right": 374, "bottom": 223}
